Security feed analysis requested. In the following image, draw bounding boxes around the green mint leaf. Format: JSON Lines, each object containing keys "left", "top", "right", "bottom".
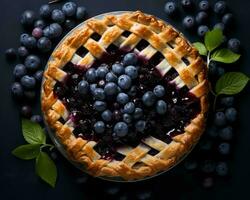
{"left": 211, "top": 48, "right": 241, "bottom": 64}
{"left": 204, "top": 28, "right": 223, "bottom": 51}
{"left": 22, "top": 119, "right": 46, "bottom": 145}
{"left": 12, "top": 144, "right": 40, "bottom": 160}
{"left": 193, "top": 42, "right": 207, "bottom": 56}
{"left": 36, "top": 152, "right": 57, "bottom": 188}
{"left": 215, "top": 72, "right": 249, "bottom": 95}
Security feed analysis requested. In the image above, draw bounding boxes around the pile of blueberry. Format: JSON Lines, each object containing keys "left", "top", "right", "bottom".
{"left": 164, "top": 0, "right": 241, "bottom": 54}
{"left": 7, "top": 1, "right": 87, "bottom": 122}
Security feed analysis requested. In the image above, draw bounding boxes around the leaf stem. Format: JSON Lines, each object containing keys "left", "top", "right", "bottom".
{"left": 41, "top": 144, "right": 55, "bottom": 151}
{"left": 207, "top": 51, "right": 211, "bottom": 67}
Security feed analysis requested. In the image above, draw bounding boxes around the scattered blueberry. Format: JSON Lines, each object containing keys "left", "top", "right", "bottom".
{"left": 64, "top": 19, "right": 76, "bottom": 30}
{"left": 43, "top": 23, "right": 63, "bottom": 39}
{"left": 184, "top": 159, "right": 198, "bottom": 171}
{"left": 199, "top": 1, "right": 210, "bottom": 11}
{"left": 114, "top": 122, "right": 128, "bottom": 137}
{"left": 220, "top": 96, "right": 234, "bottom": 107}
{"left": 32, "top": 27, "right": 43, "bottom": 39}
{"left": 123, "top": 102, "right": 135, "bottom": 114}
{"left": 62, "top": 2, "right": 77, "bottom": 17}
{"left": 123, "top": 113, "right": 132, "bottom": 124}
{"left": 106, "top": 72, "right": 117, "bottom": 82}
{"left": 30, "top": 115, "right": 43, "bottom": 124}
{"left": 213, "top": 22, "right": 225, "bottom": 31}
{"left": 206, "top": 125, "right": 218, "bottom": 138}
{"left": 136, "top": 191, "right": 152, "bottom": 200}
{"left": 17, "top": 46, "right": 29, "bottom": 58}
{"left": 104, "top": 185, "right": 121, "bottom": 196}
{"left": 90, "top": 83, "right": 97, "bottom": 94}
{"left": 76, "top": 6, "right": 87, "bottom": 20}
{"left": 164, "top": 1, "right": 177, "bottom": 16}
{"left": 101, "top": 110, "right": 112, "bottom": 122}
{"left": 21, "top": 10, "right": 36, "bottom": 27}
{"left": 153, "top": 85, "right": 165, "bottom": 97}
{"left": 142, "top": 91, "right": 156, "bottom": 107}
{"left": 93, "top": 101, "right": 107, "bottom": 112}
{"left": 21, "top": 105, "right": 32, "bottom": 118}
{"left": 214, "top": 111, "right": 227, "bottom": 127}
{"left": 24, "top": 90, "right": 36, "bottom": 101}
{"left": 125, "top": 65, "right": 138, "bottom": 79}
{"left": 225, "top": 107, "right": 237, "bottom": 122}
{"left": 118, "top": 75, "right": 132, "bottom": 90}
{"left": 183, "top": 16, "right": 195, "bottom": 29}
{"left": 24, "top": 55, "right": 41, "bottom": 71}
{"left": 156, "top": 100, "right": 167, "bottom": 115}
{"left": 201, "top": 160, "right": 215, "bottom": 173}
{"left": 104, "top": 82, "right": 118, "bottom": 96}
{"left": 34, "top": 70, "right": 44, "bottom": 82}
{"left": 222, "top": 13, "right": 233, "bottom": 26}
{"left": 78, "top": 80, "right": 89, "bottom": 95}
{"left": 195, "top": 11, "right": 208, "bottom": 25}
{"left": 5, "top": 48, "right": 17, "bottom": 60}
{"left": 123, "top": 53, "right": 138, "bottom": 66}
{"left": 181, "top": 0, "right": 193, "bottom": 10}
{"left": 135, "top": 120, "right": 146, "bottom": 133}
{"left": 34, "top": 19, "right": 47, "bottom": 29}
{"left": 112, "top": 63, "right": 124, "bottom": 75}
{"left": 24, "top": 36, "right": 37, "bottom": 49}
{"left": 39, "top": 4, "right": 52, "bottom": 19}
{"left": 218, "top": 142, "right": 230, "bottom": 155}
{"left": 37, "top": 37, "right": 52, "bottom": 52}
{"left": 197, "top": 25, "right": 209, "bottom": 37}
{"left": 51, "top": 9, "right": 65, "bottom": 24}
{"left": 13, "top": 64, "right": 27, "bottom": 79}
{"left": 128, "top": 85, "right": 137, "bottom": 97}
{"left": 11, "top": 82, "right": 23, "bottom": 99}
{"left": 96, "top": 65, "right": 109, "bottom": 78}
{"left": 117, "top": 93, "right": 129, "bottom": 105}
{"left": 20, "top": 33, "right": 29, "bottom": 46}
{"left": 219, "top": 126, "right": 233, "bottom": 141}
{"left": 20, "top": 75, "right": 36, "bottom": 89}
{"left": 216, "top": 162, "right": 229, "bottom": 176}
{"left": 133, "top": 107, "right": 143, "bottom": 119}
{"left": 227, "top": 38, "right": 240, "bottom": 53}
{"left": 94, "top": 121, "right": 105, "bottom": 134}
{"left": 214, "top": 1, "right": 227, "bottom": 15}
{"left": 85, "top": 68, "right": 96, "bottom": 83}
{"left": 93, "top": 88, "right": 105, "bottom": 100}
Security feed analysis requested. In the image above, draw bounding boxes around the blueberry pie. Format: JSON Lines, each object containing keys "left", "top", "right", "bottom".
{"left": 42, "top": 11, "right": 209, "bottom": 180}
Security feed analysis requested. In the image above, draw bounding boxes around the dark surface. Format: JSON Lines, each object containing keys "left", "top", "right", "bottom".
{"left": 0, "top": 0, "right": 250, "bottom": 199}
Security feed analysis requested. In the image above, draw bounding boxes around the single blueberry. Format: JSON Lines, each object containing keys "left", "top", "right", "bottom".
{"left": 85, "top": 68, "right": 96, "bottom": 83}
{"left": 199, "top": 1, "right": 210, "bottom": 11}
{"left": 184, "top": 159, "right": 198, "bottom": 171}
{"left": 34, "top": 19, "right": 47, "bottom": 29}
{"left": 34, "top": 70, "right": 43, "bottom": 82}
{"left": 51, "top": 9, "right": 65, "bottom": 24}
{"left": 181, "top": 0, "right": 193, "bottom": 10}
{"left": 43, "top": 23, "right": 63, "bottom": 39}
{"left": 153, "top": 85, "right": 165, "bottom": 97}
{"left": 183, "top": 16, "right": 195, "bottom": 29}
{"left": 90, "top": 83, "right": 97, "bottom": 95}
{"left": 93, "top": 101, "right": 107, "bottom": 112}
{"left": 116, "top": 93, "right": 129, "bottom": 105}
{"left": 62, "top": 2, "right": 77, "bottom": 17}
{"left": 213, "top": 23, "right": 225, "bottom": 32}
{"left": 125, "top": 65, "right": 138, "bottom": 79}
{"left": 123, "top": 113, "right": 132, "bottom": 124}
{"left": 118, "top": 75, "right": 132, "bottom": 90}
{"left": 78, "top": 80, "right": 89, "bottom": 95}
{"left": 96, "top": 65, "right": 109, "bottom": 78}
{"left": 123, "top": 53, "right": 138, "bottom": 66}
{"left": 214, "top": 111, "right": 227, "bottom": 127}
{"left": 30, "top": 115, "right": 43, "bottom": 124}
{"left": 20, "top": 33, "right": 29, "bottom": 46}
{"left": 222, "top": 13, "right": 233, "bottom": 26}
{"left": 24, "top": 90, "right": 36, "bottom": 101}
{"left": 21, "top": 105, "right": 32, "bottom": 118}
{"left": 164, "top": 2, "right": 177, "bottom": 16}
{"left": 197, "top": 25, "right": 209, "bottom": 37}
{"left": 142, "top": 91, "right": 156, "bottom": 107}
{"left": 39, "top": 4, "right": 51, "bottom": 19}
{"left": 128, "top": 85, "right": 137, "bottom": 97}
{"left": 133, "top": 107, "right": 143, "bottom": 119}
{"left": 113, "top": 122, "right": 128, "bottom": 137}
{"left": 11, "top": 82, "right": 24, "bottom": 99}
{"left": 24, "top": 36, "right": 37, "bottom": 49}
{"left": 123, "top": 102, "right": 135, "bottom": 114}
{"left": 24, "top": 55, "right": 41, "bottom": 71}
{"left": 227, "top": 38, "right": 240, "bottom": 53}
{"left": 135, "top": 120, "right": 146, "bottom": 133}
{"left": 105, "top": 72, "right": 117, "bottom": 82}
{"left": 76, "top": 6, "right": 87, "bottom": 20}
{"left": 201, "top": 160, "right": 215, "bottom": 173}
{"left": 37, "top": 37, "right": 52, "bottom": 52}
{"left": 156, "top": 100, "right": 167, "bottom": 115}
{"left": 206, "top": 125, "right": 218, "bottom": 138}
{"left": 214, "top": 1, "right": 227, "bottom": 15}
{"left": 93, "top": 88, "right": 105, "bottom": 100}
{"left": 195, "top": 11, "right": 208, "bottom": 25}
{"left": 20, "top": 75, "right": 36, "bottom": 89}
{"left": 64, "top": 19, "right": 76, "bottom": 30}
{"left": 5, "top": 48, "right": 17, "bottom": 60}
{"left": 94, "top": 121, "right": 105, "bottom": 134}
{"left": 32, "top": 27, "right": 43, "bottom": 39}
{"left": 13, "top": 64, "right": 27, "bottom": 79}
{"left": 112, "top": 63, "right": 124, "bottom": 75}
{"left": 101, "top": 110, "right": 112, "bottom": 122}
{"left": 215, "top": 162, "right": 229, "bottom": 176}
{"left": 218, "top": 142, "right": 230, "bottom": 155}
{"left": 21, "top": 10, "right": 36, "bottom": 27}
{"left": 104, "top": 82, "right": 118, "bottom": 96}
{"left": 17, "top": 46, "right": 29, "bottom": 58}
{"left": 220, "top": 96, "right": 234, "bottom": 107}
{"left": 219, "top": 126, "right": 233, "bottom": 141}
{"left": 225, "top": 107, "right": 237, "bottom": 122}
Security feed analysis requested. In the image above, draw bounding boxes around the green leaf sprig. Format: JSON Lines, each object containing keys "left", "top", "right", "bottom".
{"left": 12, "top": 119, "right": 57, "bottom": 188}
{"left": 193, "top": 28, "right": 249, "bottom": 109}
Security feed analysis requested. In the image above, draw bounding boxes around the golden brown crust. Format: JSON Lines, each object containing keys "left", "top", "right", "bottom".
{"left": 41, "top": 11, "right": 209, "bottom": 180}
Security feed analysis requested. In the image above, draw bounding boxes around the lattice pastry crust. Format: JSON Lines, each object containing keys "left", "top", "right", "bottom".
{"left": 42, "top": 11, "right": 209, "bottom": 180}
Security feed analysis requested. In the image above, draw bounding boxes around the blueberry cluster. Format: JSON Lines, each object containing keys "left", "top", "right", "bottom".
{"left": 72, "top": 53, "right": 168, "bottom": 138}
{"left": 7, "top": 1, "right": 87, "bottom": 122}
{"left": 164, "top": 0, "right": 241, "bottom": 53}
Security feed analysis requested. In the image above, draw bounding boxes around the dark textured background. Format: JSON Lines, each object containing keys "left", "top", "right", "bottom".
{"left": 0, "top": 0, "right": 250, "bottom": 199}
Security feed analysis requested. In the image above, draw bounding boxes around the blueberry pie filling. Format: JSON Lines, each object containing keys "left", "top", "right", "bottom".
{"left": 42, "top": 11, "right": 208, "bottom": 180}
{"left": 53, "top": 49, "right": 201, "bottom": 160}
